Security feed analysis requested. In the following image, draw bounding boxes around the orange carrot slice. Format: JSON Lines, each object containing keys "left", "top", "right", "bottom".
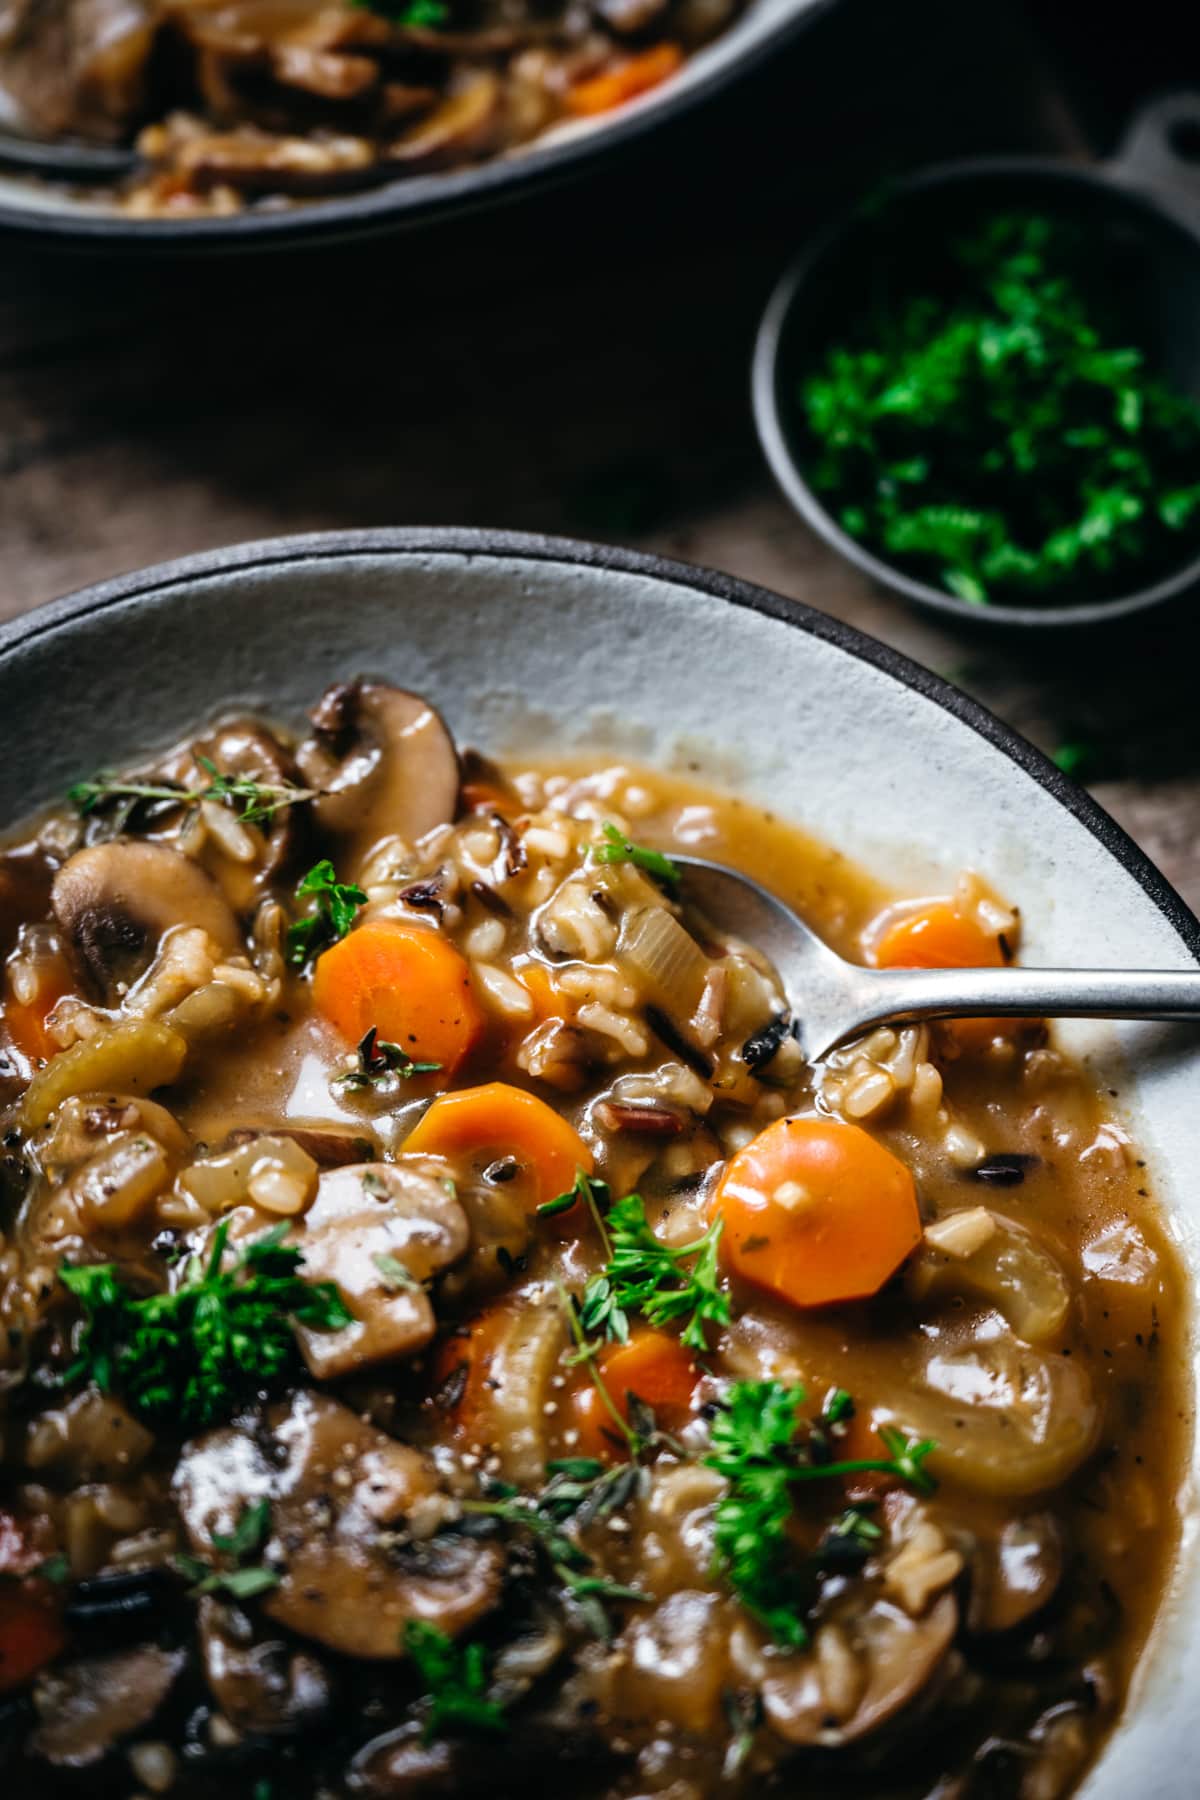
{"left": 571, "top": 1328, "right": 700, "bottom": 1461}
{"left": 313, "top": 918, "right": 483, "bottom": 1076}
{"left": 403, "top": 1081, "right": 592, "bottom": 1214}
{"left": 566, "top": 44, "right": 684, "bottom": 117}
{"left": 712, "top": 1115, "right": 920, "bottom": 1309}
{"left": 875, "top": 900, "right": 1018, "bottom": 1049}
{"left": 2, "top": 959, "right": 74, "bottom": 1066}
{"left": 875, "top": 902, "right": 1004, "bottom": 972}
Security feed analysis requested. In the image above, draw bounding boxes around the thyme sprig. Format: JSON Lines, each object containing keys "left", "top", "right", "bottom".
{"left": 69, "top": 755, "right": 320, "bottom": 828}
{"left": 334, "top": 1025, "right": 442, "bottom": 1090}
{"left": 464, "top": 1455, "right": 649, "bottom": 1640}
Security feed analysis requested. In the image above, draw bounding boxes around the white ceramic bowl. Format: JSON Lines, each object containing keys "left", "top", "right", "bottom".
{"left": 0, "top": 528, "right": 1195, "bottom": 1794}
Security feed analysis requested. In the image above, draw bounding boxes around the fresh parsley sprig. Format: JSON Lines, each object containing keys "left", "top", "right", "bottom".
{"left": 706, "top": 1379, "right": 937, "bottom": 1648}
{"left": 558, "top": 1181, "right": 727, "bottom": 1354}
{"left": 287, "top": 859, "right": 367, "bottom": 966}
{"left": 334, "top": 1025, "right": 442, "bottom": 1090}
{"left": 801, "top": 210, "right": 1200, "bottom": 607}
{"left": 543, "top": 1172, "right": 728, "bottom": 1353}
{"left": 403, "top": 1621, "right": 507, "bottom": 1741}
{"left": 593, "top": 823, "right": 681, "bottom": 890}
{"left": 599, "top": 1193, "right": 727, "bottom": 1352}
{"left": 351, "top": 0, "right": 448, "bottom": 22}
{"left": 68, "top": 756, "right": 320, "bottom": 828}
{"left": 175, "top": 1499, "right": 280, "bottom": 1600}
{"left": 60, "top": 1221, "right": 352, "bottom": 1431}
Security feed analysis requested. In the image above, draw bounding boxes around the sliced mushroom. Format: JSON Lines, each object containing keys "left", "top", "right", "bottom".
{"left": 226, "top": 1122, "right": 377, "bottom": 1168}
{"left": 174, "top": 1391, "right": 503, "bottom": 1659}
{"left": 0, "top": 0, "right": 157, "bottom": 141}
{"left": 385, "top": 71, "right": 502, "bottom": 173}
{"left": 967, "top": 1513, "right": 1065, "bottom": 1636}
{"left": 347, "top": 1710, "right": 616, "bottom": 1798}
{"left": 198, "top": 1595, "right": 333, "bottom": 1736}
{"left": 168, "top": 125, "right": 378, "bottom": 196}
{"left": 290, "top": 1157, "right": 470, "bottom": 1379}
{"left": 30, "top": 1642, "right": 185, "bottom": 1767}
{"left": 296, "top": 681, "right": 459, "bottom": 877}
{"left": 603, "top": 1591, "right": 729, "bottom": 1735}
{"left": 51, "top": 840, "right": 240, "bottom": 1003}
{"left": 762, "top": 1594, "right": 958, "bottom": 1747}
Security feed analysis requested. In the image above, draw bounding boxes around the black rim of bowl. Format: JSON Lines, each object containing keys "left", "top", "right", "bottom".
{"left": 2, "top": 523, "right": 1198, "bottom": 961}
{"left": 752, "top": 156, "right": 1200, "bottom": 629}
{"left": 0, "top": 0, "right": 829, "bottom": 252}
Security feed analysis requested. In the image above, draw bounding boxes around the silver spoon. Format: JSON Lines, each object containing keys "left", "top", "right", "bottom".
{"left": 673, "top": 855, "right": 1200, "bottom": 1062}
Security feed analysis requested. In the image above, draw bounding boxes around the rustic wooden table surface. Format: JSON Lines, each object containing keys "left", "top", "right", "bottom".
{"left": 3, "top": 0, "right": 1199, "bottom": 911}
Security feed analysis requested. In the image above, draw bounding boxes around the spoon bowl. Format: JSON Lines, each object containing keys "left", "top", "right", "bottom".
{"left": 675, "top": 854, "right": 1200, "bottom": 1059}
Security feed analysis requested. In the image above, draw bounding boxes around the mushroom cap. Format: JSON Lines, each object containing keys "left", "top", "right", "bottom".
{"left": 51, "top": 839, "right": 240, "bottom": 1002}
{"left": 197, "top": 1595, "right": 334, "bottom": 1736}
{"left": 291, "top": 1156, "right": 470, "bottom": 1379}
{"left": 763, "top": 1593, "right": 959, "bottom": 1748}
{"left": 967, "top": 1512, "right": 1065, "bottom": 1635}
{"left": 297, "top": 681, "right": 459, "bottom": 879}
{"left": 188, "top": 717, "right": 311, "bottom": 902}
{"left": 30, "top": 1643, "right": 185, "bottom": 1768}
{"left": 174, "top": 1391, "right": 503, "bottom": 1660}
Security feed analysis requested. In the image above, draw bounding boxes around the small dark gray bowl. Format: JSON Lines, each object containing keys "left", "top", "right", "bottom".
{"left": 752, "top": 93, "right": 1200, "bottom": 630}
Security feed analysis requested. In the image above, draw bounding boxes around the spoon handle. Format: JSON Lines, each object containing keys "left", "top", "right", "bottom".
{"left": 822, "top": 964, "right": 1200, "bottom": 1056}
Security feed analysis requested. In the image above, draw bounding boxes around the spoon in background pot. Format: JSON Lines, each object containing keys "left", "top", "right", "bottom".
{"left": 673, "top": 855, "right": 1200, "bottom": 1061}
{"left": 0, "top": 93, "right": 139, "bottom": 183}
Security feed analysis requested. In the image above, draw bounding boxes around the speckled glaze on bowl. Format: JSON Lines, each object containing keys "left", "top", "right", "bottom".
{"left": 0, "top": 528, "right": 1196, "bottom": 1794}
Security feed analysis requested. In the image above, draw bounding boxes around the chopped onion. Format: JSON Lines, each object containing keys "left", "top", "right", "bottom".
{"left": 617, "top": 905, "right": 710, "bottom": 1023}
{"left": 485, "top": 1297, "right": 568, "bottom": 1486}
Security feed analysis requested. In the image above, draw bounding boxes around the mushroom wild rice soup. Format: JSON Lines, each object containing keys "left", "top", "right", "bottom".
{"left": 0, "top": 680, "right": 1187, "bottom": 1799}
{"left": 0, "top": 0, "right": 742, "bottom": 216}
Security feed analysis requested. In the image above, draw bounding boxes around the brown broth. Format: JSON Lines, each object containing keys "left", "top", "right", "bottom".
{"left": 0, "top": 744, "right": 1190, "bottom": 1800}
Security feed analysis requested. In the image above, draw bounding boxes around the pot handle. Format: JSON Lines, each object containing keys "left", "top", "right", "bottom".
{"left": 1106, "top": 90, "right": 1200, "bottom": 227}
